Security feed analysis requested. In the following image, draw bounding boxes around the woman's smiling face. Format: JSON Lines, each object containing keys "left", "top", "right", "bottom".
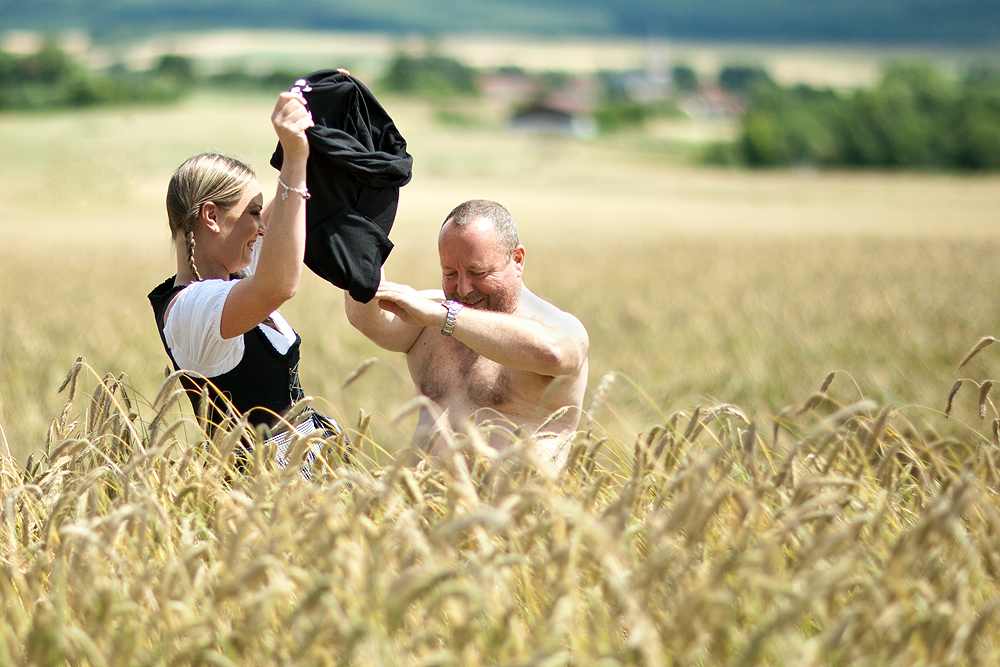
{"left": 213, "top": 183, "right": 264, "bottom": 275}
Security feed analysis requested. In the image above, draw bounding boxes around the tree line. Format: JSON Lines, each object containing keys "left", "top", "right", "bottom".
{"left": 722, "top": 63, "right": 1000, "bottom": 170}
{"left": 5, "top": 40, "right": 999, "bottom": 171}
{"left": 0, "top": 40, "right": 192, "bottom": 110}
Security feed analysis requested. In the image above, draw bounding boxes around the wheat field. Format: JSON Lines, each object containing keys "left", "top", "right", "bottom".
{"left": 3, "top": 87, "right": 1000, "bottom": 664}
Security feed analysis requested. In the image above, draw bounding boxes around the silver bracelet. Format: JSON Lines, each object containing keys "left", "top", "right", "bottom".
{"left": 278, "top": 177, "right": 310, "bottom": 201}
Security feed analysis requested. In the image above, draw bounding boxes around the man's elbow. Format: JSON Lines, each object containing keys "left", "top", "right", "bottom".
{"left": 537, "top": 339, "right": 587, "bottom": 376}
{"left": 344, "top": 297, "right": 361, "bottom": 328}
{"left": 344, "top": 298, "right": 373, "bottom": 336}
{"left": 344, "top": 298, "right": 390, "bottom": 346}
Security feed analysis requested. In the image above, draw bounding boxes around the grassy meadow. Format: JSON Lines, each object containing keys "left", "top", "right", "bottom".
{"left": 3, "top": 74, "right": 1000, "bottom": 663}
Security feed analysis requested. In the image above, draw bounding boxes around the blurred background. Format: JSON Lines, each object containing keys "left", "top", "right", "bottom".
{"left": 2, "top": 1, "right": 1000, "bottom": 462}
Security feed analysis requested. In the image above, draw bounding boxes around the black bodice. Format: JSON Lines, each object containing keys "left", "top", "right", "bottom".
{"left": 148, "top": 276, "right": 306, "bottom": 431}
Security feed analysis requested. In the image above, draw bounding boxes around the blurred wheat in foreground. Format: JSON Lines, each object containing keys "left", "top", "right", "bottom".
{"left": 2, "top": 361, "right": 1000, "bottom": 666}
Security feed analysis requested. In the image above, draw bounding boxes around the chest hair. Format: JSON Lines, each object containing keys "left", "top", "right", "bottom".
{"left": 418, "top": 343, "right": 512, "bottom": 407}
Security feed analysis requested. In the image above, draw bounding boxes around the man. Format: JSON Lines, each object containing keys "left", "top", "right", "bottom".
{"left": 344, "top": 200, "right": 589, "bottom": 472}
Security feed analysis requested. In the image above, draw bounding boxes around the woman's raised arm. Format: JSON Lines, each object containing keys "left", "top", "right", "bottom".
{"left": 221, "top": 91, "right": 313, "bottom": 338}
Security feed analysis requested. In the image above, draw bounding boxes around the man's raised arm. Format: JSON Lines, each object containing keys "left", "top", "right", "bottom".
{"left": 344, "top": 271, "right": 425, "bottom": 353}
{"left": 449, "top": 307, "right": 588, "bottom": 377}
{"left": 373, "top": 286, "right": 588, "bottom": 377}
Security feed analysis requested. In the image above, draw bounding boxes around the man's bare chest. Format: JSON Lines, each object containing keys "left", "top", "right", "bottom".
{"left": 407, "top": 334, "right": 514, "bottom": 408}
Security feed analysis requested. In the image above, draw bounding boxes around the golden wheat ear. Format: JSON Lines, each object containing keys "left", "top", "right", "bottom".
{"left": 958, "top": 336, "right": 998, "bottom": 369}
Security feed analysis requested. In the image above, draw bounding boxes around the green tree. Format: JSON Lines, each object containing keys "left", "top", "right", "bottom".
{"left": 154, "top": 54, "right": 196, "bottom": 83}
{"left": 594, "top": 100, "right": 649, "bottom": 133}
{"left": 963, "top": 62, "right": 1000, "bottom": 88}
{"left": 380, "top": 52, "right": 478, "bottom": 97}
{"left": 731, "top": 61, "right": 1000, "bottom": 170}
{"left": 740, "top": 112, "right": 791, "bottom": 165}
{"left": 671, "top": 63, "right": 698, "bottom": 93}
{"left": 0, "top": 50, "right": 18, "bottom": 85}
{"left": 719, "top": 64, "right": 773, "bottom": 95}
{"left": 17, "top": 38, "right": 80, "bottom": 83}
{"left": 954, "top": 82, "right": 1000, "bottom": 169}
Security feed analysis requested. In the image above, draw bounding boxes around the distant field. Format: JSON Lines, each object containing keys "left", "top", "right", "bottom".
{"left": 6, "top": 28, "right": 999, "bottom": 87}
{"left": 2, "top": 90, "right": 1000, "bottom": 463}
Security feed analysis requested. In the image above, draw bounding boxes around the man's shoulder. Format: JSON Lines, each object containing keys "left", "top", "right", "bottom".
{"left": 523, "top": 289, "right": 588, "bottom": 342}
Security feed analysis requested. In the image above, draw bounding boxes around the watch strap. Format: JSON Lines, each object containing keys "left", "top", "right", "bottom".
{"left": 440, "top": 300, "right": 463, "bottom": 336}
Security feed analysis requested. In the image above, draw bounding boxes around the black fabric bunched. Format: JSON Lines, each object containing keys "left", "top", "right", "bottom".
{"left": 271, "top": 70, "right": 414, "bottom": 303}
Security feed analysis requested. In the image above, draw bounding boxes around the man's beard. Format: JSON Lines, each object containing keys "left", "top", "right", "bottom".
{"left": 448, "top": 284, "right": 519, "bottom": 314}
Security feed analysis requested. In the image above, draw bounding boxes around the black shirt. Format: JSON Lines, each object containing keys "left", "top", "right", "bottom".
{"left": 270, "top": 70, "right": 413, "bottom": 303}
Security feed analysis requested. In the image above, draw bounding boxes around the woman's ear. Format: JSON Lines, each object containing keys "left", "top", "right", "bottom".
{"left": 200, "top": 202, "right": 221, "bottom": 233}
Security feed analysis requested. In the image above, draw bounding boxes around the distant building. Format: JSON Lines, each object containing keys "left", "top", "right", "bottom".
{"left": 509, "top": 103, "right": 597, "bottom": 139}
{"left": 680, "top": 85, "right": 745, "bottom": 119}
{"left": 606, "top": 69, "right": 672, "bottom": 103}
{"left": 626, "top": 69, "right": 673, "bottom": 102}
{"left": 545, "top": 77, "right": 600, "bottom": 115}
{"left": 479, "top": 71, "right": 540, "bottom": 104}
{"left": 506, "top": 74, "right": 599, "bottom": 139}
{"left": 600, "top": 43, "right": 672, "bottom": 104}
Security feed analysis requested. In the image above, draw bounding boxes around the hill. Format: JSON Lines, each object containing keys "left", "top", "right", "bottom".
{"left": 2, "top": 0, "right": 999, "bottom": 45}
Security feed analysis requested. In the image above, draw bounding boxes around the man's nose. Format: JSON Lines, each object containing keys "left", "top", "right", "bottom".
{"left": 457, "top": 272, "right": 473, "bottom": 297}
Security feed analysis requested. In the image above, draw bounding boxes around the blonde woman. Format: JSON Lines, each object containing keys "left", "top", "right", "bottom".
{"left": 147, "top": 90, "right": 341, "bottom": 476}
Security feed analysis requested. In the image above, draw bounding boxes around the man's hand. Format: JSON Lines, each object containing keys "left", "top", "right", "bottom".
{"left": 375, "top": 286, "right": 444, "bottom": 328}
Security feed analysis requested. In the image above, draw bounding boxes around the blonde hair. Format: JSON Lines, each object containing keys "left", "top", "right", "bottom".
{"left": 166, "top": 153, "right": 256, "bottom": 281}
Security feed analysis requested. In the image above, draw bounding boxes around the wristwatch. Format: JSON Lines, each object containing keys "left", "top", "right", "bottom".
{"left": 440, "top": 299, "right": 464, "bottom": 336}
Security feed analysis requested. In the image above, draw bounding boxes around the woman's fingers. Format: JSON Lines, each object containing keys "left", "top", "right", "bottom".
{"left": 281, "top": 108, "right": 311, "bottom": 126}
{"left": 273, "top": 97, "right": 312, "bottom": 134}
{"left": 292, "top": 118, "right": 314, "bottom": 135}
{"left": 272, "top": 91, "right": 312, "bottom": 159}
{"left": 276, "top": 99, "right": 308, "bottom": 121}
{"left": 273, "top": 94, "right": 309, "bottom": 125}
{"left": 272, "top": 91, "right": 305, "bottom": 114}
{"left": 281, "top": 89, "right": 307, "bottom": 104}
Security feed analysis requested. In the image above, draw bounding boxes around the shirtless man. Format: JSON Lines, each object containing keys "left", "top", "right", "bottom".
{"left": 344, "top": 200, "right": 589, "bottom": 472}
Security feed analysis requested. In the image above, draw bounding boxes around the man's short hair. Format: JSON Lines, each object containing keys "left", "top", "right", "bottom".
{"left": 442, "top": 199, "right": 519, "bottom": 255}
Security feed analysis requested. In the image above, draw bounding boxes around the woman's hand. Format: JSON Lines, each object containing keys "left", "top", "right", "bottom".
{"left": 271, "top": 91, "right": 313, "bottom": 162}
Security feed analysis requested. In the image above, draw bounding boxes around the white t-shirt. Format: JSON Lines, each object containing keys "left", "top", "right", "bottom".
{"left": 162, "top": 278, "right": 297, "bottom": 378}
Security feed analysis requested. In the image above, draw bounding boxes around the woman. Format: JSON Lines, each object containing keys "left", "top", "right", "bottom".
{"left": 147, "top": 90, "right": 341, "bottom": 477}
